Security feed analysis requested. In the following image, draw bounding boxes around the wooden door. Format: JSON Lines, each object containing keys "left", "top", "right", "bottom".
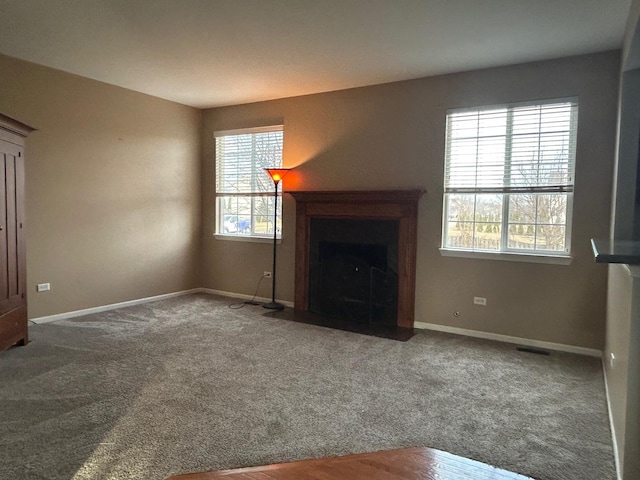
{"left": 0, "top": 113, "right": 32, "bottom": 353}
{"left": 0, "top": 140, "right": 25, "bottom": 317}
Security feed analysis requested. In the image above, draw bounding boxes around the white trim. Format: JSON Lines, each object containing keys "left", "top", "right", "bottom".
{"left": 31, "top": 289, "right": 594, "bottom": 356}
{"left": 214, "top": 124, "right": 283, "bottom": 137}
{"left": 447, "top": 96, "right": 579, "bottom": 115}
{"left": 214, "top": 234, "right": 282, "bottom": 244}
{"left": 30, "top": 289, "right": 201, "bottom": 324}
{"left": 602, "top": 360, "right": 624, "bottom": 480}
{"left": 414, "top": 321, "right": 602, "bottom": 357}
{"left": 200, "top": 288, "right": 294, "bottom": 308}
{"left": 624, "top": 264, "right": 640, "bottom": 278}
{"left": 439, "top": 248, "right": 572, "bottom": 265}
{"left": 29, "top": 288, "right": 295, "bottom": 325}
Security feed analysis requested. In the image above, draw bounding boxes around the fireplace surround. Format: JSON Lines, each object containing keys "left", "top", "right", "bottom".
{"left": 289, "top": 190, "right": 424, "bottom": 329}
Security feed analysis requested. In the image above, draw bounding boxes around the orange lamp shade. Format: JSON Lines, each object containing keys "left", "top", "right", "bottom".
{"left": 265, "top": 168, "right": 292, "bottom": 184}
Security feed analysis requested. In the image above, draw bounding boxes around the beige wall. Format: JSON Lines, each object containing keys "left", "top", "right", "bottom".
{"left": 604, "top": 2, "right": 640, "bottom": 478}
{"left": 605, "top": 264, "right": 632, "bottom": 472}
{"left": 202, "top": 51, "right": 619, "bottom": 350}
{"left": 0, "top": 54, "right": 202, "bottom": 319}
{"left": 0, "top": 49, "right": 620, "bottom": 350}
{"left": 605, "top": 265, "right": 640, "bottom": 480}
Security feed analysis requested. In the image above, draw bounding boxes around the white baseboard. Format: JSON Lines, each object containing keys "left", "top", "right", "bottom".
{"left": 414, "top": 321, "right": 602, "bottom": 357}
{"left": 30, "top": 287, "right": 294, "bottom": 325}
{"left": 200, "top": 288, "right": 294, "bottom": 308}
{"left": 30, "top": 290, "right": 596, "bottom": 358}
{"left": 30, "top": 289, "right": 201, "bottom": 324}
{"left": 602, "top": 361, "right": 623, "bottom": 480}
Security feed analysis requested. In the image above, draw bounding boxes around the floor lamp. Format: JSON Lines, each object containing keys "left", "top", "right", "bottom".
{"left": 263, "top": 168, "right": 291, "bottom": 310}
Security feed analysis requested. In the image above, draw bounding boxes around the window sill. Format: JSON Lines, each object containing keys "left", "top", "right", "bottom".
{"left": 439, "top": 248, "right": 572, "bottom": 265}
{"left": 214, "top": 234, "right": 282, "bottom": 244}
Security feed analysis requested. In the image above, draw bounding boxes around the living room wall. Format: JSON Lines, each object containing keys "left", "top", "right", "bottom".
{"left": 202, "top": 51, "right": 619, "bottom": 350}
{"left": 0, "top": 54, "right": 202, "bottom": 319}
{"left": 603, "top": 1, "right": 640, "bottom": 477}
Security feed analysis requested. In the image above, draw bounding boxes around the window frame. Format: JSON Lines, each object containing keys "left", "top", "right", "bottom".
{"left": 440, "top": 98, "right": 578, "bottom": 262}
{"left": 214, "top": 125, "right": 284, "bottom": 241}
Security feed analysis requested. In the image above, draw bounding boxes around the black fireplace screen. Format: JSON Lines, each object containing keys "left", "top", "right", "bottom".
{"left": 308, "top": 219, "right": 399, "bottom": 327}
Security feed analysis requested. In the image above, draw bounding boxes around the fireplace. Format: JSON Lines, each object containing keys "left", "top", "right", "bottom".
{"left": 289, "top": 190, "right": 424, "bottom": 329}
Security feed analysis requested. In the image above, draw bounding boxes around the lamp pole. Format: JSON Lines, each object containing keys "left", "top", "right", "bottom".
{"left": 263, "top": 168, "right": 291, "bottom": 310}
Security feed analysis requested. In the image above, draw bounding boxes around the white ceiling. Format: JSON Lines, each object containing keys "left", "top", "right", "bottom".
{"left": 0, "top": 0, "right": 632, "bottom": 109}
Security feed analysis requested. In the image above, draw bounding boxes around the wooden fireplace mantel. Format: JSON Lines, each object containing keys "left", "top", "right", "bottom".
{"left": 289, "top": 190, "right": 425, "bottom": 329}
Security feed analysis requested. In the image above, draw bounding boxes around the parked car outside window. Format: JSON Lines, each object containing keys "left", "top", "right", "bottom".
{"left": 223, "top": 215, "right": 251, "bottom": 234}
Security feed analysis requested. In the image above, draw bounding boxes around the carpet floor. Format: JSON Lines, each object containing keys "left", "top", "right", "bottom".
{"left": 0, "top": 293, "right": 615, "bottom": 480}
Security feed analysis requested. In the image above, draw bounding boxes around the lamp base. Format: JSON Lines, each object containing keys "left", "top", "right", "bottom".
{"left": 263, "top": 301, "right": 285, "bottom": 311}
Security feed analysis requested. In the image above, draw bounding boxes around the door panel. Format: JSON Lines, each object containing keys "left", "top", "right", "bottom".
{"left": 15, "top": 153, "right": 25, "bottom": 301}
{"left": 0, "top": 143, "right": 23, "bottom": 316}
{"left": 6, "top": 154, "right": 17, "bottom": 300}
{"left": 0, "top": 114, "right": 31, "bottom": 352}
{"left": 0, "top": 154, "right": 6, "bottom": 305}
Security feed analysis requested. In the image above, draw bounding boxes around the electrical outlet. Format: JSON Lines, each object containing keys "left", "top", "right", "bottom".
{"left": 473, "top": 296, "right": 487, "bottom": 306}
{"left": 37, "top": 283, "right": 51, "bottom": 292}
{"left": 263, "top": 271, "right": 272, "bottom": 278}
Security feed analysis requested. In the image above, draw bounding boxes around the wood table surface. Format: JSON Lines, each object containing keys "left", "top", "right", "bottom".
{"left": 166, "top": 446, "right": 535, "bottom": 480}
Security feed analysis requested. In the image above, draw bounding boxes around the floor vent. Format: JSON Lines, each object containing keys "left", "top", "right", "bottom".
{"left": 516, "top": 346, "right": 551, "bottom": 356}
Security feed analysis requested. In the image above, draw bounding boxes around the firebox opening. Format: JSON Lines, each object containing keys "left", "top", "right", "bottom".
{"left": 308, "top": 218, "right": 399, "bottom": 327}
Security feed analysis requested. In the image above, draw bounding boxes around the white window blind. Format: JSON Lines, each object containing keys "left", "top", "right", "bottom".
{"left": 215, "top": 125, "right": 284, "bottom": 237}
{"left": 442, "top": 99, "right": 578, "bottom": 256}
{"left": 444, "top": 101, "right": 578, "bottom": 194}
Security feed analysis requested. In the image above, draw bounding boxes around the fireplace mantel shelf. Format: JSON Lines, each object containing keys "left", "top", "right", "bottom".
{"left": 288, "top": 190, "right": 425, "bottom": 204}
{"left": 290, "top": 189, "right": 425, "bottom": 329}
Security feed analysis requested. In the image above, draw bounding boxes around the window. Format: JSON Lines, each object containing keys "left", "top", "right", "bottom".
{"left": 215, "top": 125, "right": 284, "bottom": 238}
{"left": 442, "top": 99, "right": 578, "bottom": 257}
